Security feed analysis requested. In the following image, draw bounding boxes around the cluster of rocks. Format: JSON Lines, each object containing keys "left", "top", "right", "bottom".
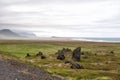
{"left": 56, "top": 47, "right": 84, "bottom": 69}
{"left": 56, "top": 48, "right": 72, "bottom": 60}
{"left": 25, "top": 51, "right": 46, "bottom": 59}
{"left": 56, "top": 47, "right": 81, "bottom": 62}
{"left": 36, "top": 51, "right": 46, "bottom": 59}
{"left": 25, "top": 47, "right": 84, "bottom": 69}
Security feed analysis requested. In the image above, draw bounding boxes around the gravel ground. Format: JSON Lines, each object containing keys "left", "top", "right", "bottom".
{"left": 0, "top": 58, "right": 66, "bottom": 80}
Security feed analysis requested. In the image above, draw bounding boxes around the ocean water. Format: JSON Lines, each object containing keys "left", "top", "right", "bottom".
{"left": 72, "top": 37, "right": 120, "bottom": 42}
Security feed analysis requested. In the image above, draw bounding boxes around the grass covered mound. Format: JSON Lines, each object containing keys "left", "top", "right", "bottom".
{"left": 0, "top": 40, "right": 120, "bottom": 80}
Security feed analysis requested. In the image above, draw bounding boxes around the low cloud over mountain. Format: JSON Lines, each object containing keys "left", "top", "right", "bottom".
{"left": 0, "top": 29, "right": 37, "bottom": 39}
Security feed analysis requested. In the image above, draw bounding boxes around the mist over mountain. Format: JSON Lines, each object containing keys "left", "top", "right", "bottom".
{"left": 0, "top": 29, "right": 37, "bottom": 39}
{"left": 13, "top": 30, "right": 36, "bottom": 38}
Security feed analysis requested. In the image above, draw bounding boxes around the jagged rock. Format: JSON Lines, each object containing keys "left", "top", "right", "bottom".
{"left": 56, "top": 48, "right": 72, "bottom": 61}
{"left": 72, "top": 47, "right": 81, "bottom": 62}
{"left": 70, "top": 63, "right": 83, "bottom": 69}
{"left": 56, "top": 50, "right": 65, "bottom": 60}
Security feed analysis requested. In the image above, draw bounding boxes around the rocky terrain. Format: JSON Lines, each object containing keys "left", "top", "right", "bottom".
{"left": 0, "top": 56, "right": 66, "bottom": 80}
{"left": 0, "top": 40, "right": 120, "bottom": 80}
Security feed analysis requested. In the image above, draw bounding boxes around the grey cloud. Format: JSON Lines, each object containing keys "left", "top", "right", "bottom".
{"left": 0, "top": 0, "right": 108, "bottom": 4}
{"left": 0, "top": 0, "right": 120, "bottom": 37}
{"left": 97, "top": 17, "right": 120, "bottom": 24}
{"left": 0, "top": 0, "right": 116, "bottom": 8}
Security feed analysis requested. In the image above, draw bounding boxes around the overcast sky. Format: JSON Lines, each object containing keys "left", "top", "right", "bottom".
{"left": 0, "top": 0, "right": 120, "bottom": 37}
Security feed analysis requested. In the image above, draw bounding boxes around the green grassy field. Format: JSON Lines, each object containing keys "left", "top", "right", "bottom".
{"left": 0, "top": 40, "right": 120, "bottom": 80}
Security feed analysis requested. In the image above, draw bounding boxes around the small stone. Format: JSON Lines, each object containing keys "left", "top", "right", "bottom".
{"left": 41, "top": 55, "right": 46, "bottom": 59}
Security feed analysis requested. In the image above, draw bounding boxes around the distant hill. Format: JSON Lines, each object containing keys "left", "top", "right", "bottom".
{"left": 0, "top": 29, "right": 21, "bottom": 38}
{"left": 0, "top": 29, "right": 37, "bottom": 39}
{"left": 13, "top": 30, "right": 36, "bottom": 38}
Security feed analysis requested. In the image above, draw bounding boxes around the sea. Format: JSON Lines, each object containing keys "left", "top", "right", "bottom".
{"left": 72, "top": 37, "right": 120, "bottom": 42}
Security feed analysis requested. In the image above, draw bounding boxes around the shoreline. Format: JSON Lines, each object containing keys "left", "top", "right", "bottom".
{"left": 0, "top": 39, "right": 120, "bottom": 44}
{"left": 0, "top": 37, "right": 120, "bottom": 43}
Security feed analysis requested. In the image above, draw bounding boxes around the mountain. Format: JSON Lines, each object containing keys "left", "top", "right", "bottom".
{"left": 13, "top": 30, "right": 36, "bottom": 38}
{"left": 0, "top": 29, "right": 21, "bottom": 38}
{"left": 0, "top": 29, "right": 37, "bottom": 39}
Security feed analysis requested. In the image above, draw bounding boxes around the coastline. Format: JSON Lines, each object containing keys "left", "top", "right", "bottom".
{"left": 0, "top": 37, "right": 120, "bottom": 43}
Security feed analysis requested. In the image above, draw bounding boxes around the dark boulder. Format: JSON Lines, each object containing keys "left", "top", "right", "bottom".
{"left": 72, "top": 47, "right": 81, "bottom": 62}
{"left": 70, "top": 63, "right": 83, "bottom": 69}
{"left": 41, "top": 55, "right": 46, "bottom": 59}
{"left": 57, "top": 55, "right": 65, "bottom": 60}
{"left": 56, "top": 48, "right": 72, "bottom": 60}
{"left": 56, "top": 50, "right": 65, "bottom": 60}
